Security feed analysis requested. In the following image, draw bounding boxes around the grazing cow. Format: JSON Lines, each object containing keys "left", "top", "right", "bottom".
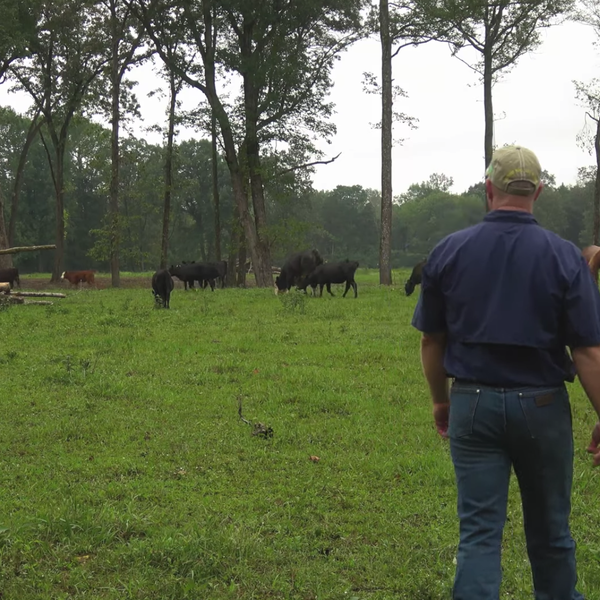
{"left": 61, "top": 270, "right": 96, "bottom": 287}
{"left": 583, "top": 245, "right": 600, "bottom": 284}
{"left": 405, "top": 259, "right": 427, "bottom": 296}
{"left": 169, "top": 262, "right": 220, "bottom": 292}
{"left": 196, "top": 260, "right": 227, "bottom": 289}
{"left": 275, "top": 249, "right": 323, "bottom": 294}
{"left": 152, "top": 269, "right": 174, "bottom": 308}
{"left": 298, "top": 259, "right": 359, "bottom": 298}
{"left": 0, "top": 267, "right": 20, "bottom": 289}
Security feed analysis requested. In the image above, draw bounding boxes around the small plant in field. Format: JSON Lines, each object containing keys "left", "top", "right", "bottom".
{"left": 0, "top": 296, "right": 11, "bottom": 311}
{"left": 278, "top": 290, "right": 306, "bottom": 314}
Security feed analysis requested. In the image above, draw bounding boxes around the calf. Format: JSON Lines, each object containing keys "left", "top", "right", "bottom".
{"left": 583, "top": 245, "right": 600, "bottom": 284}
{"left": 169, "top": 262, "right": 220, "bottom": 291}
{"left": 61, "top": 270, "right": 96, "bottom": 287}
{"left": 299, "top": 259, "right": 359, "bottom": 298}
{"left": 275, "top": 249, "right": 323, "bottom": 294}
{"left": 0, "top": 267, "right": 20, "bottom": 289}
{"left": 405, "top": 259, "right": 426, "bottom": 296}
{"left": 152, "top": 269, "right": 174, "bottom": 308}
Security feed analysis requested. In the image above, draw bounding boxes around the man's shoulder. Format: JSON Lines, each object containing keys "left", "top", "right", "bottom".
{"left": 427, "top": 222, "right": 484, "bottom": 259}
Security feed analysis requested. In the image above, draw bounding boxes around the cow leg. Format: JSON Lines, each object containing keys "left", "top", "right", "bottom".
{"left": 353, "top": 281, "right": 358, "bottom": 298}
{"left": 343, "top": 281, "right": 351, "bottom": 297}
{"left": 209, "top": 279, "right": 215, "bottom": 291}
{"left": 326, "top": 282, "right": 334, "bottom": 297}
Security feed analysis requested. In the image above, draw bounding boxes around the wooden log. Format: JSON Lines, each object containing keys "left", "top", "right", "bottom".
{"left": 23, "top": 300, "right": 53, "bottom": 305}
{"left": 6, "top": 296, "right": 24, "bottom": 304}
{"left": 0, "top": 282, "right": 10, "bottom": 294}
{"left": 11, "top": 291, "right": 66, "bottom": 298}
{"left": 0, "top": 244, "right": 56, "bottom": 256}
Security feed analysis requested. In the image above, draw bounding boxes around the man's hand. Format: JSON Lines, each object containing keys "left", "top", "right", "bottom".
{"left": 587, "top": 421, "right": 600, "bottom": 466}
{"left": 433, "top": 402, "right": 449, "bottom": 438}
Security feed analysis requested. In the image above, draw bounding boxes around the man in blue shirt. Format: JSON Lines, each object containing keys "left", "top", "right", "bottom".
{"left": 412, "top": 145, "right": 600, "bottom": 599}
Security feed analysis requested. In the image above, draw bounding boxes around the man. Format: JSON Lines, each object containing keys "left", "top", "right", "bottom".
{"left": 411, "top": 145, "right": 600, "bottom": 600}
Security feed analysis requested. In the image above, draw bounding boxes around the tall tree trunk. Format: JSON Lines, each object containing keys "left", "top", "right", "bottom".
{"left": 109, "top": 30, "right": 121, "bottom": 287}
{"left": 202, "top": 15, "right": 266, "bottom": 288}
{"left": 483, "top": 47, "right": 494, "bottom": 171}
{"left": 227, "top": 206, "right": 240, "bottom": 287}
{"left": 240, "top": 23, "right": 274, "bottom": 289}
{"left": 246, "top": 143, "right": 273, "bottom": 288}
{"left": 0, "top": 189, "right": 12, "bottom": 269}
{"left": 211, "top": 110, "right": 221, "bottom": 262}
{"left": 236, "top": 238, "right": 247, "bottom": 287}
{"left": 379, "top": 0, "right": 392, "bottom": 286}
{"left": 594, "top": 116, "right": 600, "bottom": 245}
{"left": 161, "top": 71, "right": 177, "bottom": 270}
{"left": 51, "top": 149, "right": 65, "bottom": 282}
{"left": 8, "top": 114, "right": 43, "bottom": 246}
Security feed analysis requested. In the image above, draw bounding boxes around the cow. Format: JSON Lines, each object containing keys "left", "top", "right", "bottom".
{"left": 298, "top": 259, "right": 359, "bottom": 298}
{"left": 151, "top": 269, "right": 174, "bottom": 308}
{"left": 196, "top": 260, "right": 227, "bottom": 289}
{"left": 61, "top": 270, "right": 96, "bottom": 287}
{"left": 0, "top": 267, "right": 20, "bottom": 289}
{"left": 405, "top": 259, "right": 427, "bottom": 296}
{"left": 583, "top": 245, "right": 600, "bottom": 284}
{"left": 168, "top": 262, "right": 220, "bottom": 292}
{"left": 275, "top": 249, "right": 323, "bottom": 295}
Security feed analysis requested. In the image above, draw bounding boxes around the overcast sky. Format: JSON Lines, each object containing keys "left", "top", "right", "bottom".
{"left": 1, "top": 19, "right": 598, "bottom": 197}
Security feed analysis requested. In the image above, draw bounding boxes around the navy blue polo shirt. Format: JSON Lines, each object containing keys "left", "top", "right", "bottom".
{"left": 411, "top": 209, "right": 600, "bottom": 387}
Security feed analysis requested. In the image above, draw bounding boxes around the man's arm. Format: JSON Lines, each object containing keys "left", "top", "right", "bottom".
{"left": 420, "top": 332, "right": 450, "bottom": 437}
{"left": 571, "top": 345, "right": 600, "bottom": 467}
{"left": 564, "top": 256, "right": 600, "bottom": 466}
{"left": 420, "top": 332, "right": 449, "bottom": 404}
{"left": 571, "top": 345, "right": 600, "bottom": 419}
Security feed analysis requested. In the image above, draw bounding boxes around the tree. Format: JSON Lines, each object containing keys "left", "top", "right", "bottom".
{"left": 131, "top": 0, "right": 364, "bottom": 287}
{"left": 159, "top": 67, "right": 182, "bottom": 270}
{"left": 398, "top": 172, "right": 454, "bottom": 203}
{"left": 573, "top": 0, "right": 600, "bottom": 244}
{"left": 0, "top": 0, "right": 41, "bottom": 268}
{"left": 367, "top": 0, "right": 451, "bottom": 284}
{"left": 441, "top": 0, "right": 572, "bottom": 169}
{"left": 94, "top": 0, "right": 149, "bottom": 286}
{"left": 10, "top": 0, "right": 108, "bottom": 281}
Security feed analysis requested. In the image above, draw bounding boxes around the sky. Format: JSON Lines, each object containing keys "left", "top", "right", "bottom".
{"left": 1, "top": 19, "right": 599, "bottom": 197}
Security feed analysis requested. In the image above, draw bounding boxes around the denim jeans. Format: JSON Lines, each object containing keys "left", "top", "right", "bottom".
{"left": 448, "top": 381, "right": 585, "bottom": 600}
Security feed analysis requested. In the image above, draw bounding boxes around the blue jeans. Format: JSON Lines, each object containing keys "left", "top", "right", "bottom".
{"left": 448, "top": 381, "right": 585, "bottom": 600}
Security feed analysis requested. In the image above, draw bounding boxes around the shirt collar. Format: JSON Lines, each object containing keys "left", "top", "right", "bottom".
{"left": 483, "top": 210, "right": 538, "bottom": 225}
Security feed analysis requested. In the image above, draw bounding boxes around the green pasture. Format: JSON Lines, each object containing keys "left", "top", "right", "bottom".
{"left": 1, "top": 270, "right": 599, "bottom": 599}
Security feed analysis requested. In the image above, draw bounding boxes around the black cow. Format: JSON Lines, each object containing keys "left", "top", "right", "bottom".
{"left": 405, "top": 259, "right": 427, "bottom": 296}
{"left": 169, "top": 262, "right": 220, "bottom": 292}
{"left": 152, "top": 269, "right": 174, "bottom": 308}
{"left": 275, "top": 249, "right": 323, "bottom": 294}
{"left": 299, "top": 259, "right": 359, "bottom": 298}
{"left": 198, "top": 260, "right": 227, "bottom": 289}
{"left": 0, "top": 267, "right": 20, "bottom": 289}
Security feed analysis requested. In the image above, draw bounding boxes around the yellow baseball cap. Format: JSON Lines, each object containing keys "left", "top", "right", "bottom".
{"left": 485, "top": 145, "right": 542, "bottom": 196}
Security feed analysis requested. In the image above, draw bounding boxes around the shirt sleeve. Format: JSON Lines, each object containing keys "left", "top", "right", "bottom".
{"left": 411, "top": 258, "right": 447, "bottom": 334}
{"left": 564, "top": 255, "right": 600, "bottom": 349}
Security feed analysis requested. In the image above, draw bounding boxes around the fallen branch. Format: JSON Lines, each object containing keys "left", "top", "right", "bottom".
{"left": 237, "top": 396, "right": 274, "bottom": 438}
{"left": 0, "top": 244, "right": 56, "bottom": 255}
{"left": 11, "top": 291, "right": 66, "bottom": 298}
{"left": 23, "top": 300, "right": 53, "bottom": 305}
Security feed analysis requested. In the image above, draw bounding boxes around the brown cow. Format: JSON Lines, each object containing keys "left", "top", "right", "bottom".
{"left": 61, "top": 270, "right": 96, "bottom": 287}
{"left": 582, "top": 245, "right": 600, "bottom": 284}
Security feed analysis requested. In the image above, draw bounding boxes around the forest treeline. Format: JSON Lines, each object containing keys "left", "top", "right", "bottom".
{"left": 1, "top": 0, "right": 598, "bottom": 287}
{"left": 1, "top": 108, "right": 596, "bottom": 279}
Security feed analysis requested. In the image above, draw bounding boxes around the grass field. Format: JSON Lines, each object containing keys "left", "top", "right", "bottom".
{"left": 1, "top": 269, "right": 599, "bottom": 599}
